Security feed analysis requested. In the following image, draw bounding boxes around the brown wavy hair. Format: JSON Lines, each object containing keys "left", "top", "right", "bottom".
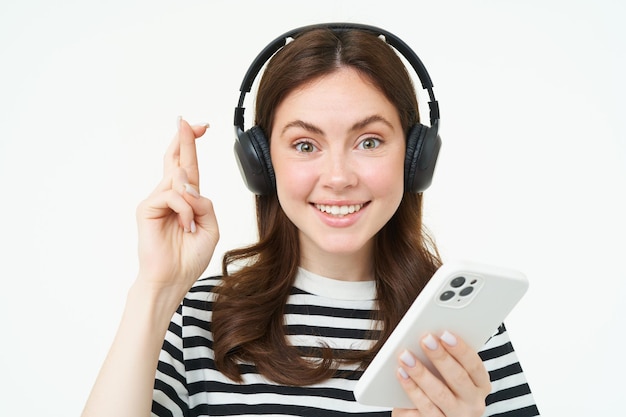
{"left": 212, "top": 27, "right": 442, "bottom": 385}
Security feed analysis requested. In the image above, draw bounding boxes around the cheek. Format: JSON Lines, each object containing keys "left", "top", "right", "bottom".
{"left": 364, "top": 157, "right": 406, "bottom": 196}
{"left": 274, "top": 161, "right": 316, "bottom": 201}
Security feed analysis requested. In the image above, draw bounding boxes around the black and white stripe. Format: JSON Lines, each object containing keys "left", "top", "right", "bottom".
{"left": 481, "top": 325, "right": 540, "bottom": 417}
{"left": 153, "top": 271, "right": 539, "bottom": 417}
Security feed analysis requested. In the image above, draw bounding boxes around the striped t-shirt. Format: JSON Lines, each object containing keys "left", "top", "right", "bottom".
{"left": 153, "top": 268, "right": 540, "bottom": 416}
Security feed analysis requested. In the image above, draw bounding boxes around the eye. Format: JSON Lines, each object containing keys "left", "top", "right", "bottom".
{"left": 295, "top": 141, "right": 317, "bottom": 153}
{"left": 359, "top": 137, "right": 381, "bottom": 150}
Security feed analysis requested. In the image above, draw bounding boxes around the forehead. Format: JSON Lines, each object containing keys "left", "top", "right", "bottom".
{"left": 273, "top": 68, "right": 401, "bottom": 128}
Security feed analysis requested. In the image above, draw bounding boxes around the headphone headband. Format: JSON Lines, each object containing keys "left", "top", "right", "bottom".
{"left": 234, "top": 22, "right": 440, "bottom": 132}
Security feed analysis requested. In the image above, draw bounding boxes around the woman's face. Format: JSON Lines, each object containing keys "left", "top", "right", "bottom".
{"left": 270, "top": 67, "right": 406, "bottom": 272}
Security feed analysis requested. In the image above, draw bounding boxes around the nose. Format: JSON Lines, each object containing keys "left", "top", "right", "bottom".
{"left": 321, "top": 150, "right": 358, "bottom": 190}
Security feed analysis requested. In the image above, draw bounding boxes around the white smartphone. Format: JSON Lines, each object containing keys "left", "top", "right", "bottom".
{"left": 353, "top": 260, "right": 529, "bottom": 409}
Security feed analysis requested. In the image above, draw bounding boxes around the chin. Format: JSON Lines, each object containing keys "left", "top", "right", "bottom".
{"left": 316, "top": 237, "right": 373, "bottom": 257}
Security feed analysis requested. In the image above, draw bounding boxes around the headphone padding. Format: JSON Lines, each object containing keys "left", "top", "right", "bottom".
{"left": 405, "top": 123, "right": 441, "bottom": 193}
{"left": 234, "top": 126, "right": 275, "bottom": 195}
{"left": 248, "top": 126, "right": 275, "bottom": 189}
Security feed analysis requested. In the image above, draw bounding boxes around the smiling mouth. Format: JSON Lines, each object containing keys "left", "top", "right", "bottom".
{"left": 314, "top": 203, "right": 365, "bottom": 217}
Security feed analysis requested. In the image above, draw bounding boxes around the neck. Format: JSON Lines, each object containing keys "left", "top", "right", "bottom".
{"left": 299, "top": 244, "right": 375, "bottom": 282}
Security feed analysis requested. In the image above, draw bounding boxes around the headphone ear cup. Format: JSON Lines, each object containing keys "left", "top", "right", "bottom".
{"left": 234, "top": 125, "right": 276, "bottom": 195}
{"left": 404, "top": 123, "right": 442, "bottom": 193}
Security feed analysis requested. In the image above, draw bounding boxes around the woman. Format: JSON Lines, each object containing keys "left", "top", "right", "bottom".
{"left": 82, "top": 24, "right": 539, "bottom": 417}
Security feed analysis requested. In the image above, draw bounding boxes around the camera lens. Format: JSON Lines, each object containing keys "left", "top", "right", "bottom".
{"left": 450, "top": 276, "right": 466, "bottom": 288}
{"left": 440, "top": 290, "right": 455, "bottom": 301}
{"left": 460, "top": 286, "right": 474, "bottom": 296}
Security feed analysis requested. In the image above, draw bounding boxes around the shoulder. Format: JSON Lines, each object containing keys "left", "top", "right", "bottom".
{"left": 184, "top": 275, "right": 223, "bottom": 304}
{"left": 190, "top": 275, "right": 223, "bottom": 293}
{"left": 175, "top": 276, "right": 224, "bottom": 327}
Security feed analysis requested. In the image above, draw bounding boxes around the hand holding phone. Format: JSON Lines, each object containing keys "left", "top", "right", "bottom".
{"left": 353, "top": 260, "right": 529, "bottom": 409}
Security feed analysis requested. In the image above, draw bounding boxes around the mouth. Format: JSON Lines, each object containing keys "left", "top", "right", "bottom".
{"left": 314, "top": 203, "right": 366, "bottom": 217}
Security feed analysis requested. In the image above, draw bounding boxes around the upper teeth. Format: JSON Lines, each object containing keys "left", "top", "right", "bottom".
{"left": 315, "top": 204, "right": 364, "bottom": 216}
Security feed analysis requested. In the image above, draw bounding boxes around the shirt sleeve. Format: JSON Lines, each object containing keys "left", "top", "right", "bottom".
{"left": 152, "top": 304, "right": 189, "bottom": 417}
{"left": 479, "top": 324, "right": 540, "bottom": 417}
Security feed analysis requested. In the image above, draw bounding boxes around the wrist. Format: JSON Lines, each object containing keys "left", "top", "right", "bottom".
{"left": 126, "top": 279, "right": 186, "bottom": 329}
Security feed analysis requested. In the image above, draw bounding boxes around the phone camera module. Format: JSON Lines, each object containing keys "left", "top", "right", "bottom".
{"left": 438, "top": 273, "right": 483, "bottom": 308}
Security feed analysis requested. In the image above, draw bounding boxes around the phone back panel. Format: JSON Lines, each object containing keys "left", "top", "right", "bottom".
{"left": 353, "top": 260, "right": 529, "bottom": 408}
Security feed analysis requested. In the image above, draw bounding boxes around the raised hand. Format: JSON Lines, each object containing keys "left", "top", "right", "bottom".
{"left": 393, "top": 332, "right": 492, "bottom": 417}
{"left": 81, "top": 118, "right": 220, "bottom": 417}
{"left": 135, "top": 117, "right": 219, "bottom": 308}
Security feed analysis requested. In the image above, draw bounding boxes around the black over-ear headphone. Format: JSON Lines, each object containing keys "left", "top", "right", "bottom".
{"left": 234, "top": 22, "right": 442, "bottom": 195}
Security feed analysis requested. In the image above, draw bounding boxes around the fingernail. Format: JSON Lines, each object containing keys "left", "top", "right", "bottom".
{"left": 195, "top": 122, "right": 210, "bottom": 128}
{"left": 441, "top": 330, "right": 458, "bottom": 347}
{"left": 423, "top": 333, "right": 439, "bottom": 350}
{"left": 177, "top": 115, "right": 182, "bottom": 131}
{"left": 184, "top": 183, "right": 200, "bottom": 198}
{"left": 400, "top": 350, "right": 416, "bottom": 367}
{"left": 398, "top": 367, "right": 410, "bottom": 380}
{"left": 190, "top": 220, "right": 197, "bottom": 233}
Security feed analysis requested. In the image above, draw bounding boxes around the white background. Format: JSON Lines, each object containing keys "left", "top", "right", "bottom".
{"left": 1, "top": 1, "right": 624, "bottom": 415}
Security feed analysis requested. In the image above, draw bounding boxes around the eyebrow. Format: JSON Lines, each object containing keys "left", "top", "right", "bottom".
{"left": 280, "top": 114, "right": 395, "bottom": 136}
